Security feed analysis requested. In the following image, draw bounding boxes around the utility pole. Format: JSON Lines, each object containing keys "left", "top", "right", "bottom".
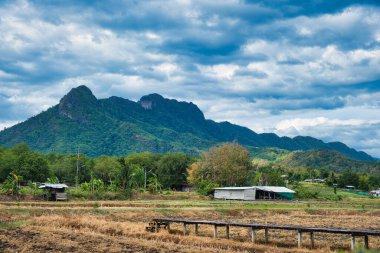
{"left": 144, "top": 168, "right": 147, "bottom": 190}
{"left": 76, "top": 147, "right": 80, "bottom": 189}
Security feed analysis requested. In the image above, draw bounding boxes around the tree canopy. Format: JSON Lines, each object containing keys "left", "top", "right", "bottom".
{"left": 188, "top": 142, "right": 252, "bottom": 187}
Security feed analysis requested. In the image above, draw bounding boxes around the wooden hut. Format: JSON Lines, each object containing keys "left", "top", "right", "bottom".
{"left": 39, "top": 183, "right": 68, "bottom": 201}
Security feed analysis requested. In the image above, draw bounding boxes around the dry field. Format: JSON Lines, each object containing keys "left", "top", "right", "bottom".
{"left": 1, "top": 197, "right": 380, "bottom": 253}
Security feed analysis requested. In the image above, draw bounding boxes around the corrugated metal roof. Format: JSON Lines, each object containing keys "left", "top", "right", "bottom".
{"left": 214, "top": 187, "right": 255, "bottom": 190}
{"left": 214, "top": 186, "right": 295, "bottom": 193}
{"left": 39, "top": 183, "right": 68, "bottom": 189}
{"left": 255, "top": 186, "right": 295, "bottom": 193}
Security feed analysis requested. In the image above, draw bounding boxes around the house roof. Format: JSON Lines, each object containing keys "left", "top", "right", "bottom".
{"left": 214, "top": 186, "right": 295, "bottom": 193}
{"left": 39, "top": 183, "right": 68, "bottom": 189}
{"left": 255, "top": 186, "right": 295, "bottom": 193}
{"left": 214, "top": 187, "right": 255, "bottom": 190}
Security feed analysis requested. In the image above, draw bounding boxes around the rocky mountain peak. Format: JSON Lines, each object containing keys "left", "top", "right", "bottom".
{"left": 58, "top": 85, "right": 98, "bottom": 119}
{"left": 138, "top": 93, "right": 165, "bottom": 110}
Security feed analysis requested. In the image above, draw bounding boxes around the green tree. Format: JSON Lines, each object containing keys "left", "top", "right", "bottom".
{"left": 252, "top": 165, "right": 285, "bottom": 186}
{"left": 147, "top": 175, "right": 162, "bottom": 194}
{"left": 368, "top": 175, "right": 380, "bottom": 189}
{"left": 93, "top": 155, "right": 121, "bottom": 184}
{"left": 337, "top": 170, "right": 359, "bottom": 188}
{"left": 0, "top": 148, "right": 17, "bottom": 182}
{"left": 117, "top": 157, "right": 132, "bottom": 191}
{"left": 156, "top": 153, "right": 192, "bottom": 189}
{"left": 188, "top": 142, "right": 251, "bottom": 187}
{"left": 126, "top": 152, "right": 161, "bottom": 188}
{"left": 129, "top": 164, "right": 145, "bottom": 189}
{"left": 358, "top": 175, "right": 369, "bottom": 191}
{"left": 15, "top": 152, "right": 51, "bottom": 182}
{"left": 2, "top": 172, "right": 22, "bottom": 197}
{"left": 319, "top": 168, "right": 329, "bottom": 179}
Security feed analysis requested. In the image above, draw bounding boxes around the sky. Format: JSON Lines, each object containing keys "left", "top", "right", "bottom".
{"left": 0, "top": 0, "right": 380, "bottom": 157}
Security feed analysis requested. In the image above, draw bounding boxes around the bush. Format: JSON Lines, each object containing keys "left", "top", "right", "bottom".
{"left": 197, "top": 180, "right": 218, "bottom": 196}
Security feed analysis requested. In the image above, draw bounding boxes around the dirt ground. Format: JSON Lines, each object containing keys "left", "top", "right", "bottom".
{"left": 1, "top": 198, "right": 380, "bottom": 253}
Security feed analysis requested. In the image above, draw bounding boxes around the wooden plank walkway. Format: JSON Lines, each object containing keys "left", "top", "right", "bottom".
{"left": 150, "top": 218, "right": 380, "bottom": 250}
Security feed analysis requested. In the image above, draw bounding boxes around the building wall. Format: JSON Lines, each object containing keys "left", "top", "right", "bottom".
{"left": 244, "top": 189, "right": 256, "bottom": 200}
{"left": 214, "top": 189, "right": 256, "bottom": 200}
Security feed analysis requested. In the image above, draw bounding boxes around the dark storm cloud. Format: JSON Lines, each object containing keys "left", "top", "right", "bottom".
{"left": 0, "top": 0, "right": 380, "bottom": 156}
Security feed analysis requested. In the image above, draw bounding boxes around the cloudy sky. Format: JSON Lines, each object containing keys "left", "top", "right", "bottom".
{"left": 0, "top": 0, "right": 380, "bottom": 157}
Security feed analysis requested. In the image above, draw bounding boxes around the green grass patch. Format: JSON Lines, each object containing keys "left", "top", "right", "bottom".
{"left": 0, "top": 220, "right": 31, "bottom": 229}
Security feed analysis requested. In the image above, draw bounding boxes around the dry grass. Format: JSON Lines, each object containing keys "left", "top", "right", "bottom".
{"left": 0, "top": 199, "right": 379, "bottom": 252}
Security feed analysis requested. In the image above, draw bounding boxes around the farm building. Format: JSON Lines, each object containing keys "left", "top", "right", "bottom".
{"left": 214, "top": 186, "right": 295, "bottom": 200}
{"left": 39, "top": 183, "right": 68, "bottom": 201}
{"left": 369, "top": 189, "right": 380, "bottom": 197}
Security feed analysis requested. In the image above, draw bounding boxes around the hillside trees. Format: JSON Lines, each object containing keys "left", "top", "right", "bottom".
{"left": 188, "top": 142, "right": 252, "bottom": 188}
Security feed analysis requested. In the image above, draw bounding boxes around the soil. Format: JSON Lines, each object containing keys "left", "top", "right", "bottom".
{"left": 0, "top": 227, "right": 177, "bottom": 253}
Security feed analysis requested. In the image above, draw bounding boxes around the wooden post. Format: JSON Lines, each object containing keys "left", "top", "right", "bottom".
{"left": 265, "top": 228, "right": 269, "bottom": 244}
{"left": 364, "top": 235, "right": 369, "bottom": 249}
{"left": 298, "top": 230, "right": 303, "bottom": 248}
{"left": 214, "top": 225, "right": 218, "bottom": 238}
{"left": 250, "top": 227, "right": 256, "bottom": 243}
{"left": 351, "top": 234, "right": 355, "bottom": 250}
{"left": 183, "top": 223, "right": 187, "bottom": 235}
{"left": 195, "top": 224, "right": 199, "bottom": 235}
{"left": 310, "top": 231, "right": 315, "bottom": 249}
{"left": 167, "top": 222, "right": 170, "bottom": 232}
{"left": 155, "top": 222, "right": 159, "bottom": 233}
{"left": 226, "top": 225, "right": 230, "bottom": 239}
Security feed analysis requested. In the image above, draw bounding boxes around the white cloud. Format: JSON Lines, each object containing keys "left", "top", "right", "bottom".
{"left": 0, "top": 120, "right": 20, "bottom": 131}
{"left": 0, "top": 1, "right": 380, "bottom": 157}
{"left": 198, "top": 64, "right": 240, "bottom": 80}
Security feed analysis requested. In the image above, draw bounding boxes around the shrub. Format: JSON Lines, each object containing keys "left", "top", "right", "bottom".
{"left": 197, "top": 180, "right": 218, "bottom": 196}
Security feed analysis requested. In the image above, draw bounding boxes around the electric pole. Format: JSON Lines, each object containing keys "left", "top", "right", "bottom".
{"left": 76, "top": 147, "right": 80, "bottom": 189}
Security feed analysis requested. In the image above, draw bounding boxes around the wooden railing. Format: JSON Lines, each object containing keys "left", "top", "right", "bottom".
{"left": 149, "top": 218, "right": 380, "bottom": 250}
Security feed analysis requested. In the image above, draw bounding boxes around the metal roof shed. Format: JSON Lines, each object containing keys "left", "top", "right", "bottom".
{"left": 39, "top": 183, "right": 68, "bottom": 201}
{"left": 255, "top": 186, "right": 295, "bottom": 200}
{"left": 214, "top": 186, "right": 295, "bottom": 200}
{"left": 214, "top": 187, "right": 256, "bottom": 200}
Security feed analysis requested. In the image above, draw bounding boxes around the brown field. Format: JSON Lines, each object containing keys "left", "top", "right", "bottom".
{"left": 1, "top": 194, "right": 380, "bottom": 253}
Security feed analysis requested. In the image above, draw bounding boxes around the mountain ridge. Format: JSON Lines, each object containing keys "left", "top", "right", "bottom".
{"left": 0, "top": 85, "right": 374, "bottom": 161}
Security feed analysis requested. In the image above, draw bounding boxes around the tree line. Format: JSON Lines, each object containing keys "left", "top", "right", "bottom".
{"left": 1, "top": 143, "right": 379, "bottom": 195}
{"left": 0, "top": 144, "right": 193, "bottom": 192}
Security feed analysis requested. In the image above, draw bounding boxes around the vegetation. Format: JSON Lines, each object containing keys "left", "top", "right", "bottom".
{"left": 0, "top": 197, "right": 379, "bottom": 252}
{"left": 0, "top": 142, "right": 379, "bottom": 201}
{"left": 280, "top": 150, "right": 380, "bottom": 174}
{"left": 0, "top": 143, "right": 194, "bottom": 198}
{"left": 188, "top": 143, "right": 252, "bottom": 188}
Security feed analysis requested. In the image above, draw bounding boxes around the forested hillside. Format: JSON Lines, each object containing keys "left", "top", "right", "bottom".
{"left": 0, "top": 86, "right": 374, "bottom": 161}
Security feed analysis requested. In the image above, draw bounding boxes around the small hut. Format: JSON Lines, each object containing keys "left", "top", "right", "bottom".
{"left": 39, "top": 183, "right": 68, "bottom": 201}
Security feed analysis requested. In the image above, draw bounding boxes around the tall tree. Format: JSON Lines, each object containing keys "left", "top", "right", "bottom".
{"left": 15, "top": 152, "right": 51, "bottom": 182}
{"left": 93, "top": 155, "right": 121, "bottom": 183}
{"left": 188, "top": 142, "right": 251, "bottom": 187}
{"left": 156, "top": 153, "right": 192, "bottom": 189}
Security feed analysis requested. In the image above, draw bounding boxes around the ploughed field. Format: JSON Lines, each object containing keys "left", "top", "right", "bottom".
{"left": 1, "top": 196, "right": 380, "bottom": 253}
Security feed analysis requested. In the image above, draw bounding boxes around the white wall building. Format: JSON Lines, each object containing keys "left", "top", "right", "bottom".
{"left": 214, "top": 186, "right": 295, "bottom": 200}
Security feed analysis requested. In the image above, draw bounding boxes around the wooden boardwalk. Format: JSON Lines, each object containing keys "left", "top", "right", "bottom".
{"left": 149, "top": 218, "right": 380, "bottom": 250}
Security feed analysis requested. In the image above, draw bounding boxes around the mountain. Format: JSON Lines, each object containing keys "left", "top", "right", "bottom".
{"left": 279, "top": 150, "right": 380, "bottom": 174}
{"left": 0, "top": 85, "right": 375, "bottom": 161}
